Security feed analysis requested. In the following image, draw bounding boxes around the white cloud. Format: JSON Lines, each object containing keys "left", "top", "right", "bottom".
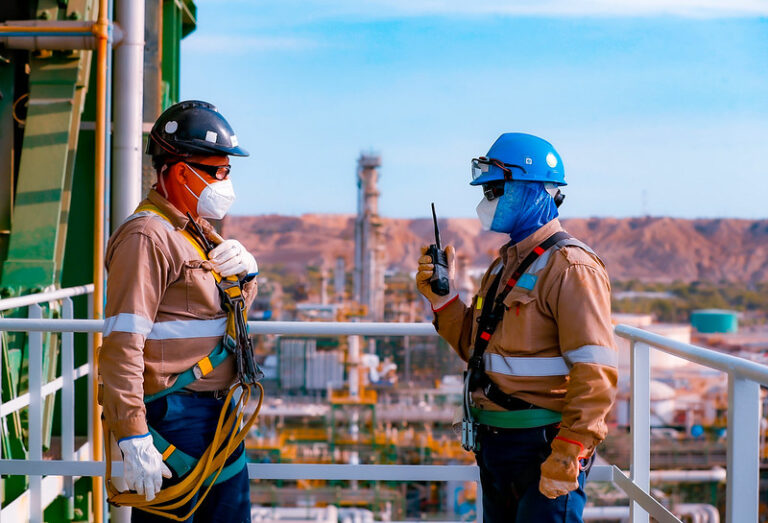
{"left": 195, "top": 0, "right": 768, "bottom": 18}
{"left": 181, "top": 35, "right": 318, "bottom": 54}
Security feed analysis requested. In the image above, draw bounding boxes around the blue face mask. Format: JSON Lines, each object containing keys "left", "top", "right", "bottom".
{"left": 489, "top": 181, "right": 559, "bottom": 243}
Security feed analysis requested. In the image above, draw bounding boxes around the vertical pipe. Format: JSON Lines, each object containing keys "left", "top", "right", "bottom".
{"left": 62, "top": 298, "right": 75, "bottom": 519}
{"left": 725, "top": 374, "right": 760, "bottom": 523}
{"left": 630, "top": 341, "right": 650, "bottom": 523}
{"left": 28, "top": 304, "right": 43, "bottom": 523}
{"left": 111, "top": 0, "right": 144, "bottom": 228}
{"left": 93, "top": 1, "right": 110, "bottom": 521}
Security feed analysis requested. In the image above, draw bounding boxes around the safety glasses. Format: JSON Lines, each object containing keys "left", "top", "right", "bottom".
{"left": 471, "top": 157, "right": 526, "bottom": 182}
{"left": 184, "top": 161, "right": 231, "bottom": 180}
{"left": 482, "top": 182, "right": 505, "bottom": 201}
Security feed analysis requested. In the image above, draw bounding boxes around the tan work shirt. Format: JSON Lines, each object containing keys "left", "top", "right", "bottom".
{"left": 434, "top": 219, "right": 617, "bottom": 454}
{"left": 99, "top": 189, "right": 257, "bottom": 441}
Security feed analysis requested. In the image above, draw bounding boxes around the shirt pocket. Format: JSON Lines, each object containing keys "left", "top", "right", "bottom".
{"left": 498, "top": 293, "right": 537, "bottom": 348}
{"left": 183, "top": 260, "right": 221, "bottom": 317}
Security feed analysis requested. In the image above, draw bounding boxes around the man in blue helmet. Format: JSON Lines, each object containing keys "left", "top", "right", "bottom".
{"left": 416, "top": 133, "right": 617, "bottom": 522}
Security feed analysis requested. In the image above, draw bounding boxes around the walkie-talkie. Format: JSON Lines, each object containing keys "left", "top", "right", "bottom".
{"left": 427, "top": 203, "right": 451, "bottom": 296}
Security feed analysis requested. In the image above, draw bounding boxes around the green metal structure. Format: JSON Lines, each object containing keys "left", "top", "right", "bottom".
{"left": 0, "top": 0, "right": 196, "bottom": 519}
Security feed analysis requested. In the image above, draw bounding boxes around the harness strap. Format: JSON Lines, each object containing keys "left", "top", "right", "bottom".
{"left": 467, "top": 231, "right": 572, "bottom": 415}
{"left": 143, "top": 342, "right": 230, "bottom": 404}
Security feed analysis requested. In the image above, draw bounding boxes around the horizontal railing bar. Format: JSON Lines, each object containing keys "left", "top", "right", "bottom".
{"left": 0, "top": 284, "right": 94, "bottom": 312}
{"left": 247, "top": 321, "right": 437, "bottom": 336}
{"left": 1, "top": 364, "right": 89, "bottom": 417}
{"left": 616, "top": 324, "right": 768, "bottom": 386}
{"left": 0, "top": 461, "right": 613, "bottom": 483}
{"left": 0, "top": 319, "right": 438, "bottom": 336}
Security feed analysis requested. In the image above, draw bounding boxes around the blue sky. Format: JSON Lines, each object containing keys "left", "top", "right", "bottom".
{"left": 180, "top": 1, "right": 768, "bottom": 219}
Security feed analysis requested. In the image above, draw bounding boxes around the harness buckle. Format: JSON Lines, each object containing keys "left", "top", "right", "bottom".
{"left": 468, "top": 356, "right": 483, "bottom": 371}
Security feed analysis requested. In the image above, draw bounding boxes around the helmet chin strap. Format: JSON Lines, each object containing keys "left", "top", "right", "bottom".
{"left": 158, "top": 164, "right": 170, "bottom": 198}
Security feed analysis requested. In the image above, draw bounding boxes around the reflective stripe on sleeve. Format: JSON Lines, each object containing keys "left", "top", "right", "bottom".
{"left": 103, "top": 313, "right": 154, "bottom": 337}
{"left": 563, "top": 345, "right": 618, "bottom": 368}
{"left": 147, "top": 317, "right": 227, "bottom": 340}
{"left": 483, "top": 353, "right": 569, "bottom": 377}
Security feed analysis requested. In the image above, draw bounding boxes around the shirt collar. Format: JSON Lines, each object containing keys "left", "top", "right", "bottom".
{"left": 147, "top": 188, "right": 216, "bottom": 238}
{"left": 499, "top": 218, "right": 564, "bottom": 268}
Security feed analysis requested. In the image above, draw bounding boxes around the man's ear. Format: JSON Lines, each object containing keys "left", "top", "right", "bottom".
{"left": 169, "top": 162, "right": 187, "bottom": 186}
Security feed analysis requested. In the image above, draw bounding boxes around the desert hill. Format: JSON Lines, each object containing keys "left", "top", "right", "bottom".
{"left": 224, "top": 215, "right": 768, "bottom": 283}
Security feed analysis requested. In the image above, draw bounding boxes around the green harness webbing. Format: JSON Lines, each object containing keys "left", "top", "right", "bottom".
{"left": 470, "top": 407, "right": 562, "bottom": 429}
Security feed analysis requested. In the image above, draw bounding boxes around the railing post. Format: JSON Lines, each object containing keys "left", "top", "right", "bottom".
{"left": 726, "top": 374, "right": 759, "bottom": 523}
{"left": 476, "top": 480, "right": 483, "bottom": 522}
{"left": 62, "top": 297, "right": 76, "bottom": 519}
{"left": 28, "top": 304, "right": 43, "bottom": 523}
{"left": 630, "top": 340, "right": 650, "bottom": 523}
{"left": 87, "top": 292, "right": 94, "bottom": 460}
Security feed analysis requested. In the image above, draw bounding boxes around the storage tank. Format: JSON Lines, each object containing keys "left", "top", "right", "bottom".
{"left": 690, "top": 309, "right": 738, "bottom": 334}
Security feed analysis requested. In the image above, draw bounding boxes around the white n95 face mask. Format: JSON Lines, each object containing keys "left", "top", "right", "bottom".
{"left": 476, "top": 196, "right": 499, "bottom": 231}
{"left": 185, "top": 165, "right": 236, "bottom": 219}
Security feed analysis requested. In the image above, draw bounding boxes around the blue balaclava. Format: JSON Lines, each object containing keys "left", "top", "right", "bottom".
{"left": 483, "top": 180, "right": 559, "bottom": 244}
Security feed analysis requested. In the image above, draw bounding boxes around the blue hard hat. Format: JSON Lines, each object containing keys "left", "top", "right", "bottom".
{"left": 470, "top": 133, "right": 566, "bottom": 187}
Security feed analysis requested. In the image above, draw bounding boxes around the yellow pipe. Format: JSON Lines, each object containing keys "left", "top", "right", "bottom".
{"left": 92, "top": 1, "right": 109, "bottom": 522}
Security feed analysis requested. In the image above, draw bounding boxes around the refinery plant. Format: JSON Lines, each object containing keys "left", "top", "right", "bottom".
{"left": 1, "top": 1, "right": 768, "bottom": 523}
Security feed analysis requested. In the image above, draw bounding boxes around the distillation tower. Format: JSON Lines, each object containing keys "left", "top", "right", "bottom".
{"left": 353, "top": 154, "right": 386, "bottom": 321}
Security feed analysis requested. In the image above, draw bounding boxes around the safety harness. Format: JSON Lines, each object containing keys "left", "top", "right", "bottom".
{"left": 104, "top": 203, "right": 264, "bottom": 520}
{"left": 461, "top": 231, "right": 571, "bottom": 450}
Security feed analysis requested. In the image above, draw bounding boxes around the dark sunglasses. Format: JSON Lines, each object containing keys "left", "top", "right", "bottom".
{"left": 482, "top": 182, "right": 505, "bottom": 201}
{"left": 184, "top": 161, "right": 231, "bottom": 180}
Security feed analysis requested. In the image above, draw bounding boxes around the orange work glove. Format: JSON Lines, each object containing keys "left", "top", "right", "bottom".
{"left": 539, "top": 436, "right": 585, "bottom": 499}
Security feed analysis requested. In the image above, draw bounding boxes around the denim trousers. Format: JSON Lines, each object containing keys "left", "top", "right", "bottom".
{"left": 474, "top": 423, "right": 591, "bottom": 523}
{"left": 130, "top": 392, "right": 251, "bottom": 523}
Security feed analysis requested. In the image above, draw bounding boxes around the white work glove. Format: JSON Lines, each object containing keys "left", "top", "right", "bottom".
{"left": 118, "top": 433, "right": 172, "bottom": 501}
{"left": 416, "top": 244, "right": 458, "bottom": 310}
{"left": 209, "top": 239, "right": 258, "bottom": 278}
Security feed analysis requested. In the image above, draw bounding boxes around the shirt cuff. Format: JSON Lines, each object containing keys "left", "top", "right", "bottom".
{"left": 431, "top": 294, "right": 459, "bottom": 312}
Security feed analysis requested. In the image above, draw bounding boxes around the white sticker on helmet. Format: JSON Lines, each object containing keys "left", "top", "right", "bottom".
{"left": 231, "top": 135, "right": 239, "bottom": 147}
{"left": 205, "top": 130, "right": 218, "bottom": 143}
{"left": 525, "top": 157, "right": 533, "bottom": 165}
{"left": 546, "top": 153, "right": 557, "bottom": 168}
{"left": 165, "top": 121, "right": 178, "bottom": 134}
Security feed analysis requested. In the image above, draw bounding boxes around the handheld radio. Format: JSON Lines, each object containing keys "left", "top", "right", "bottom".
{"left": 426, "top": 203, "right": 451, "bottom": 296}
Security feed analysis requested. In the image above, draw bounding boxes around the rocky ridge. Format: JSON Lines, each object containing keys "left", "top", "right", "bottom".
{"left": 224, "top": 215, "right": 768, "bottom": 283}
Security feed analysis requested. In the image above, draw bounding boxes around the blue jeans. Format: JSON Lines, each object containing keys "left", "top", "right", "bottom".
{"left": 474, "top": 423, "right": 591, "bottom": 523}
{"left": 130, "top": 392, "right": 251, "bottom": 523}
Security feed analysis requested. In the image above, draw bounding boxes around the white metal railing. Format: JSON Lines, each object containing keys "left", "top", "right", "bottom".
{"left": 616, "top": 324, "right": 768, "bottom": 523}
{"left": 0, "top": 318, "right": 759, "bottom": 522}
{"left": 0, "top": 285, "right": 94, "bottom": 522}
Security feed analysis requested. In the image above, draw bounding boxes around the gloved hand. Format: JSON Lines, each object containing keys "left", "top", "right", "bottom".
{"left": 539, "top": 436, "right": 584, "bottom": 499}
{"left": 118, "top": 433, "right": 172, "bottom": 501}
{"left": 416, "top": 244, "right": 458, "bottom": 310}
{"left": 209, "top": 239, "right": 258, "bottom": 278}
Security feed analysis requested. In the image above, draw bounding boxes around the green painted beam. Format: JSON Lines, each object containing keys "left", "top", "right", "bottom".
{"left": 0, "top": 62, "right": 78, "bottom": 289}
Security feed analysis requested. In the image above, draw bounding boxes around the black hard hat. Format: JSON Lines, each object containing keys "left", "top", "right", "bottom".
{"left": 146, "top": 100, "right": 249, "bottom": 165}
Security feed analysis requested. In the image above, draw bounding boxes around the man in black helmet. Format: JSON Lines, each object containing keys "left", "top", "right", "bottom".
{"left": 100, "top": 101, "right": 258, "bottom": 522}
